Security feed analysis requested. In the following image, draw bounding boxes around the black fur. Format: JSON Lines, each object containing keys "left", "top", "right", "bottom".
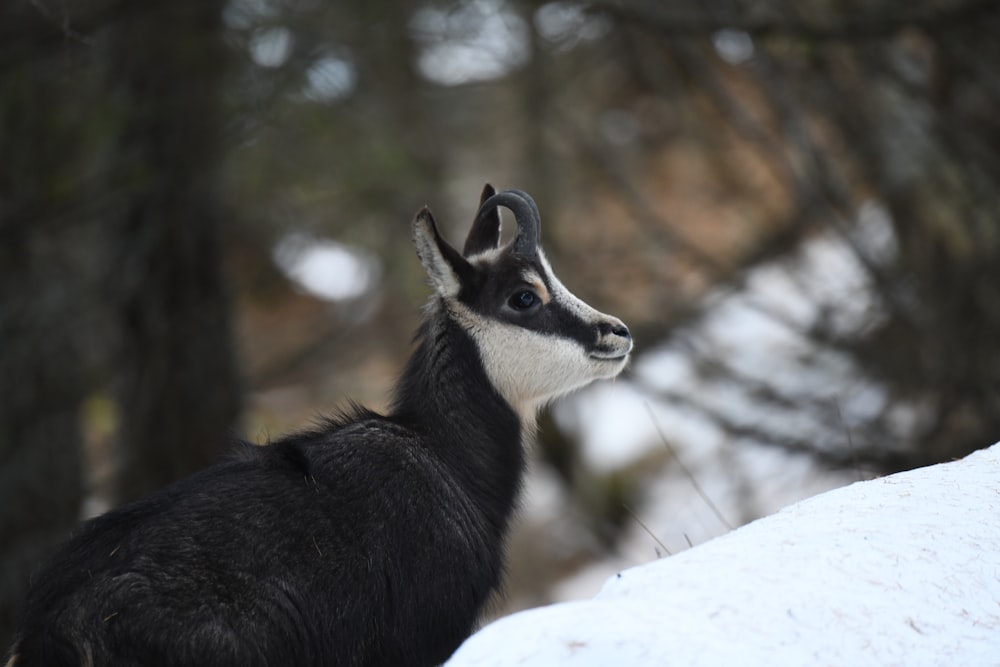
{"left": 8, "top": 274, "right": 523, "bottom": 665}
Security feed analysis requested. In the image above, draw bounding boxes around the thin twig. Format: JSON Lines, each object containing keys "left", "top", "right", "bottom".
{"left": 645, "top": 403, "right": 734, "bottom": 531}
{"left": 623, "top": 503, "right": 671, "bottom": 557}
{"left": 834, "top": 399, "right": 866, "bottom": 482}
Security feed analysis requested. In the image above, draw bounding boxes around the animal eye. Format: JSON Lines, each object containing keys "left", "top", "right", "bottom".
{"left": 508, "top": 290, "right": 538, "bottom": 310}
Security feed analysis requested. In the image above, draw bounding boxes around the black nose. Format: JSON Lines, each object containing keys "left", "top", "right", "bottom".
{"left": 598, "top": 321, "right": 631, "bottom": 339}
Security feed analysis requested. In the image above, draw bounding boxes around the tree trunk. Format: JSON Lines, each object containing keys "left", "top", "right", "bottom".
{"left": 105, "top": 0, "right": 241, "bottom": 503}
{"left": 0, "top": 2, "right": 99, "bottom": 646}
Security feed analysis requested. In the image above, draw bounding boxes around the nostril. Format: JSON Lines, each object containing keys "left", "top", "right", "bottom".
{"left": 599, "top": 321, "right": 631, "bottom": 339}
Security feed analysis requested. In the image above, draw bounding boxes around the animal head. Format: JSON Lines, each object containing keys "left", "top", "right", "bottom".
{"left": 413, "top": 184, "right": 632, "bottom": 417}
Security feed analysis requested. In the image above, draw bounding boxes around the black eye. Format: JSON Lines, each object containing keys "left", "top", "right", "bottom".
{"left": 508, "top": 290, "right": 538, "bottom": 310}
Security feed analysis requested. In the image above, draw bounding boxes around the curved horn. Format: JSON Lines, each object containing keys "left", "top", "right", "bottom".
{"left": 473, "top": 190, "right": 540, "bottom": 256}
{"left": 506, "top": 189, "right": 541, "bottom": 225}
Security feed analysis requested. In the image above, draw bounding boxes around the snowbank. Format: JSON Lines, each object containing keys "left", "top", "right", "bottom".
{"left": 448, "top": 443, "right": 1000, "bottom": 666}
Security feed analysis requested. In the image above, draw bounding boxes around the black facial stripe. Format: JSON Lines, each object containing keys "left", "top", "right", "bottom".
{"left": 456, "top": 255, "right": 528, "bottom": 307}
{"left": 522, "top": 300, "right": 596, "bottom": 349}
{"left": 453, "top": 252, "right": 600, "bottom": 349}
{"left": 456, "top": 267, "right": 489, "bottom": 304}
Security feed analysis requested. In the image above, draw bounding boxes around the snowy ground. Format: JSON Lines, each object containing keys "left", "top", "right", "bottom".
{"left": 448, "top": 442, "right": 1000, "bottom": 666}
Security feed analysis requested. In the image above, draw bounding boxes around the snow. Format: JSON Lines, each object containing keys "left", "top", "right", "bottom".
{"left": 448, "top": 442, "right": 1000, "bottom": 666}
{"left": 272, "top": 234, "right": 380, "bottom": 302}
{"left": 410, "top": 0, "right": 529, "bottom": 86}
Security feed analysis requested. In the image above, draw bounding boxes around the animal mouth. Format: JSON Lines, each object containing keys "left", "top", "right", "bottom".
{"left": 590, "top": 351, "right": 630, "bottom": 362}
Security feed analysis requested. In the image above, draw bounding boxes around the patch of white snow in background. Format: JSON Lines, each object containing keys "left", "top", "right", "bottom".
{"left": 249, "top": 26, "right": 293, "bottom": 68}
{"left": 534, "top": 2, "right": 610, "bottom": 49}
{"left": 303, "top": 54, "right": 356, "bottom": 103}
{"left": 273, "top": 233, "right": 380, "bottom": 302}
{"left": 554, "top": 382, "right": 658, "bottom": 472}
{"left": 449, "top": 443, "right": 1000, "bottom": 665}
{"left": 712, "top": 29, "right": 754, "bottom": 65}
{"left": 410, "top": 0, "right": 529, "bottom": 86}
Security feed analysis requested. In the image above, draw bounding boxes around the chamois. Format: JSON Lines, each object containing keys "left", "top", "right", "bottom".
{"left": 7, "top": 185, "right": 633, "bottom": 667}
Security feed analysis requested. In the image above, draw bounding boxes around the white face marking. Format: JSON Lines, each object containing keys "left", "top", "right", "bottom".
{"left": 466, "top": 247, "right": 506, "bottom": 267}
{"left": 445, "top": 249, "right": 631, "bottom": 421}
{"left": 536, "top": 251, "right": 606, "bottom": 327}
{"left": 449, "top": 301, "right": 625, "bottom": 419}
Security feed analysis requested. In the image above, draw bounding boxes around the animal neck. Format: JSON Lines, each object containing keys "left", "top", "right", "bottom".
{"left": 389, "top": 302, "right": 527, "bottom": 532}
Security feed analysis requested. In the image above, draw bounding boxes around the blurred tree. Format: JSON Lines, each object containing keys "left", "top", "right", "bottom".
{"left": 0, "top": 0, "right": 106, "bottom": 646}
{"left": 0, "top": 0, "right": 241, "bottom": 645}
{"left": 104, "top": 0, "right": 241, "bottom": 503}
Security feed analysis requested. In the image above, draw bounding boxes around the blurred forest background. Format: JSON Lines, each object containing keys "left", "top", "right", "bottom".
{"left": 2, "top": 0, "right": 999, "bottom": 647}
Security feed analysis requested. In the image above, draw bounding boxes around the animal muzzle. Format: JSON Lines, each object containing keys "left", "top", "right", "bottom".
{"left": 590, "top": 318, "right": 633, "bottom": 361}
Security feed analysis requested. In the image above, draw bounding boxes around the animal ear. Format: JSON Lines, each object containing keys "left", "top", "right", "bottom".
{"left": 413, "top": 207, "right": 473, "bottom": 298}
{"left": 462, "top": 183, "right": 501, "bottom": 257}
